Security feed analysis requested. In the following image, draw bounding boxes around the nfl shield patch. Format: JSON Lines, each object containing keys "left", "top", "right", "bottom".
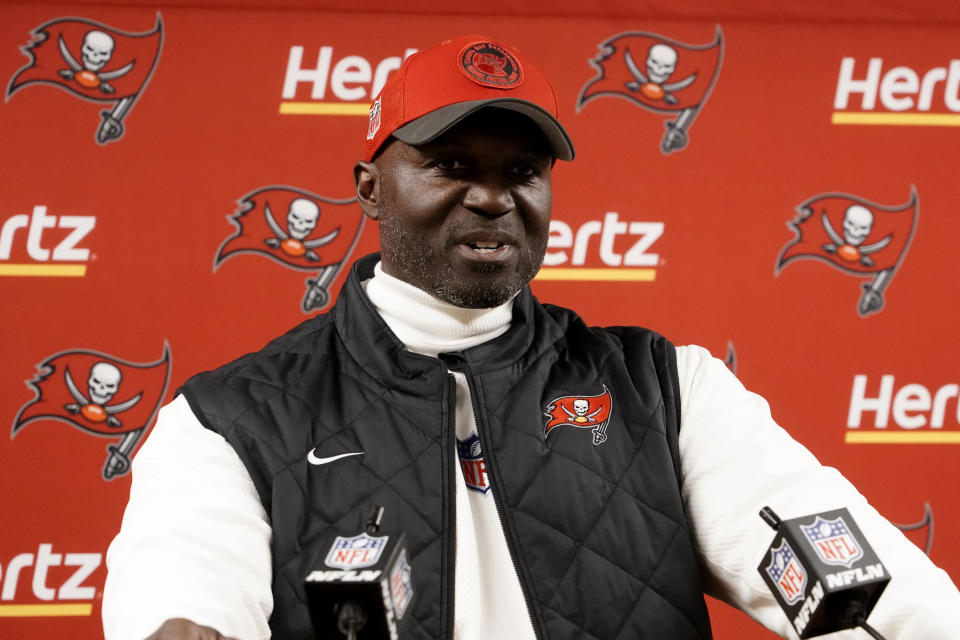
{"left": 801, "top": 515, "right": 864, "bottom": 568}
{"left": 764, "top": 539, "right": 807, "bottom": 605}
{"left": 456, "top": 434, "right": 490, "bottom": 494}
{"left": 324, "top": 532, "right": 389, "bottom": 569}
{"left": 390, "top": 548, "right": 414, "bottom": 620}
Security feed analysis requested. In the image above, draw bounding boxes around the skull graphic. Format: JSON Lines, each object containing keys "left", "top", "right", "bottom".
{"left": 81, "top": 30, "right": 115, "bottom": 72}
{"left": 88, "top": 362, "right": 122, "bottom": 405}
{"left": 842, "top": 205, "right": 874, "bottom": 246}
{"left": 286, "top": 198, "right": 320, "bottom": 240}
{"left": 573, "top": 399, "right": 589, "bottom": 416}
{"left": 646, "top": 44, "right": 677, "bottom": 84}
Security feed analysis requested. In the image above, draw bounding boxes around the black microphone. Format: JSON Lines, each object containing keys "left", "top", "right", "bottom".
{"left": 305, "top": 506, "right": 415, "bottom": 640}
{"left": 757, "top": 506, "right": 890, "bottom": 639}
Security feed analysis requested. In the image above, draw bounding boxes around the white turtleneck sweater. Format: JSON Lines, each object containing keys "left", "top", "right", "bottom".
{"left": 103, "top": 264, "right": 960, "bottom": 640}
{"left": 364, "top": 264, "right": 536, "bottom": 640}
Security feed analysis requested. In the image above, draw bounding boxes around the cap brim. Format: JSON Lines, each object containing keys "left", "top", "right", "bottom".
{"left": 392, "top": 98, "right": 575, "bottom": 161}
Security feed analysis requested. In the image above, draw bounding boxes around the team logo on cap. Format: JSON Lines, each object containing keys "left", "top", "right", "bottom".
{"left": 367, "top": 96, "right": 382, "bottom": 141}
{"left": 544, "top": 386, "right": 613, "bottom": 445}
{"left": 458, "top": 41, "right": 522, "bottom": 88}
{"left": 13, "top": 343, "right": 171, "bottom": 480}
{"left": 214, "top": 186, "right": 365, "bottom": 313}
{"left": 775, "top": 188, "right": 918, "bottom": 317}
{"left": 801, "top": 515, "right": 864, "bottom": 568}
{"left": 6, "top": 14, "right": 163, "bottom": 144}
{"left": 764, "top": 539, "right": 807, "bottom": 605}
{"left": 577, "top": 28, "right": 723, "bottom": 154}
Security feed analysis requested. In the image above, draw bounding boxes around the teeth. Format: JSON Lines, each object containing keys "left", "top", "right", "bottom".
{"left": 466, "top": 240, "right": 503, "bottom": 254}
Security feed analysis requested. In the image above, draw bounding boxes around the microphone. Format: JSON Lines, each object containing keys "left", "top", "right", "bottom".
{"left": 305, "top": 506, "right": 415, "bottom": 640}
{"left": 757, "top": 506, "right": 890, "bottom": 639}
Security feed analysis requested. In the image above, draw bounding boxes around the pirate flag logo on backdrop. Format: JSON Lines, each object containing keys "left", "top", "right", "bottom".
{"left": 577, "top": 28, "right": 723, "bottom": 154}
{"left": 13, "top": 343, "right": 171, "bottom": 480}
{"left": 775, "top": 189, "right": 918, "bottom": 317}
{"left": 214, "top": 186, "right": 364, "bottom": 313}
{"left": 6, "top": 14, "right": 163, "bottom": 144}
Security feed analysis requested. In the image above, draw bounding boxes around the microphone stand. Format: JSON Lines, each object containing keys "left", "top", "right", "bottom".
{"left": 335, "top": 506, "right": 387, "bottom": 640}
{"left": 850, "top": 604, "right": 886, "bottom": 640}
{"left": 336, "top": 601, "right": 367, "bottom": 640}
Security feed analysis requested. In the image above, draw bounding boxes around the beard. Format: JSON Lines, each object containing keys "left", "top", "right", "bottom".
{"left": 378, "top": 214, "right": 546, "bottom": 309}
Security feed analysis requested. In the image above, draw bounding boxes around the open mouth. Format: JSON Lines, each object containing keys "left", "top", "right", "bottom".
{"left": 467, "top": 240, "right": 505, "bottom": 254}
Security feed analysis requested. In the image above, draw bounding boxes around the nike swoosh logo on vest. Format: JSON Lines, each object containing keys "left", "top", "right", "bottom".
{"left": 306, "top": 450, "right": 365, "bottom": 466}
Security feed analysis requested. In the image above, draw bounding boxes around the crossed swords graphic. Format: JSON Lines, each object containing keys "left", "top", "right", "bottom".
{"left": 63, "top": 368, "right": 144, "bottom": 479}
{"left": 262, "top": 203, "right": 341, "bottom": 311}
{"left": 560, "top": 403, "right": 609, "bottom": 445}
{"left": 57, "top": 35, "right": 133, "bottom": 94}
{"left": 56, "top": 35, "right": 140, "bottom": 144}
{"left": 623, "top": 48, "right": 700, "bottom": 154}
{"left": 820, "top": 212, "right": 892, "bottom": 268}
{"left": 816, "top": 209, "right": 898, "bottom": 316}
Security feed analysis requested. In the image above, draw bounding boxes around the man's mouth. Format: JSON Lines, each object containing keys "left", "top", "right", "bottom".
{"left": 467, "top": 240, "right": 505, "bottom": 254}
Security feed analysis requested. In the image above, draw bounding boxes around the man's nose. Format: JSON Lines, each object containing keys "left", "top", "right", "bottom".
{"left": 462, "top": 179, "right": 515, "bottom": 217}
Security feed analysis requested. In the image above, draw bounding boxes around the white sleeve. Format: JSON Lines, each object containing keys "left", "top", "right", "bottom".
{"left": 675, "top": 345, "right": 960, "bottom": 639}
{"left": 102, "top": 394, "right": 273, "bottom": 640}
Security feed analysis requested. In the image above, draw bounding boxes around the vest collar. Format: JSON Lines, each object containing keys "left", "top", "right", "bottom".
{"left": 334, "top": 253, "right": 553, "bottom": 379}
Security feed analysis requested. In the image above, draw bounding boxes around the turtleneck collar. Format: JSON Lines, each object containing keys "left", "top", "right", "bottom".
{"left": 362, "top": 261, "right": 513, "bottom": 358}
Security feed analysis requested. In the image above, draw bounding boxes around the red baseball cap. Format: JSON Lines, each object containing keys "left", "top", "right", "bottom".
{"left": 364, "top": 35, "right": 575, "bottom": 162}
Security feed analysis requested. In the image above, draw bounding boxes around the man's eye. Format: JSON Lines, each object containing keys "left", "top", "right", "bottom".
{"left": 435, "top": 158, "right": 465, "bottom": 171}
{"left": 512, "top": 164, "right": 538, "bottom": 179}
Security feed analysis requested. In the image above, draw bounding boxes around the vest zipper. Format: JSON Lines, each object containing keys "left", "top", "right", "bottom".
{"left": 456, "top": 356, "right": 545, "bottom": 640}
{"left": 441, "top": 371, "right": 458, "bottom": 640}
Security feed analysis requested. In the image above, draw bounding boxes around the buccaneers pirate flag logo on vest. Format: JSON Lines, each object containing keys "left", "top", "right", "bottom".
{"left": 577, "top": 28, "right": 723, "bottom": 154}
{"left": 544, "top": 386, "right": 614, "bottom": 445}
{"left": 13, "top": 344, "right": 171, "bottom": 480}
{"left": 6, "top": 14, "right": 163, "bottom": 144}
{"left": 214, "top": 186, "right": 365, "bottom": 313}
{"left": 775, "top": 189, "right": 918, "bottom": 317}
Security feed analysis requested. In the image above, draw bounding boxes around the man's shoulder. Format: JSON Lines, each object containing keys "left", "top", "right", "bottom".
{"left": 537, "top": 300, "right": 674, "bottom": 351}
{"left": 177, "top": 312, "right": 339, "bottom": 412}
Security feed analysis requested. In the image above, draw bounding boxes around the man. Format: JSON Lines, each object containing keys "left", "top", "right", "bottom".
{"left": 103, "top": 36, "right": 960, "bottom": 640}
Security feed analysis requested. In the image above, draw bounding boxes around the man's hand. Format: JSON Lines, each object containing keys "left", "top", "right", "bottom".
{"left": 145, "top": 618, "right": 238, "bottom": 640}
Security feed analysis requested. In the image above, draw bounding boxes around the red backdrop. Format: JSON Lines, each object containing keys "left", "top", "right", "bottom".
{"left": 2, "top": 2, "right": 958, "bottom": 638}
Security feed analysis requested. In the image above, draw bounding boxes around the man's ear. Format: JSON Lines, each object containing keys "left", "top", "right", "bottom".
{"left": 354, "top": 161, "right": 380, "bottom": 221}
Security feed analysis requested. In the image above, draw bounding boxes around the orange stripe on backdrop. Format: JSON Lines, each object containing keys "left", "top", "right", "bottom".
{"left": 535, "top": 268, "right": 657, "bottom": 282}
{"left": 846, "top": 432, "right": 960, "bottom": 444}
{"left": 832, "top": 112, "right": 960, "bottom": 126}
{"left": 0, "top": 604, "right": 93, "bottom": 617}
{"left": 279, "top": 102, "right": 370, "bottom": 115}
{"left": 0, "top": 265, "right": 87, "bottom": 277}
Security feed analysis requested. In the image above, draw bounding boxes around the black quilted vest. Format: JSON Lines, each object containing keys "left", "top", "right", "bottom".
{"left": 180, "top": 254, "right": 713, "bottom": 639}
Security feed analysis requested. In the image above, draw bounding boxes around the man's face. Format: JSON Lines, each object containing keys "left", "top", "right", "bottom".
{"left": 356, "top": 109, "right": 553, "bottom": 308}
